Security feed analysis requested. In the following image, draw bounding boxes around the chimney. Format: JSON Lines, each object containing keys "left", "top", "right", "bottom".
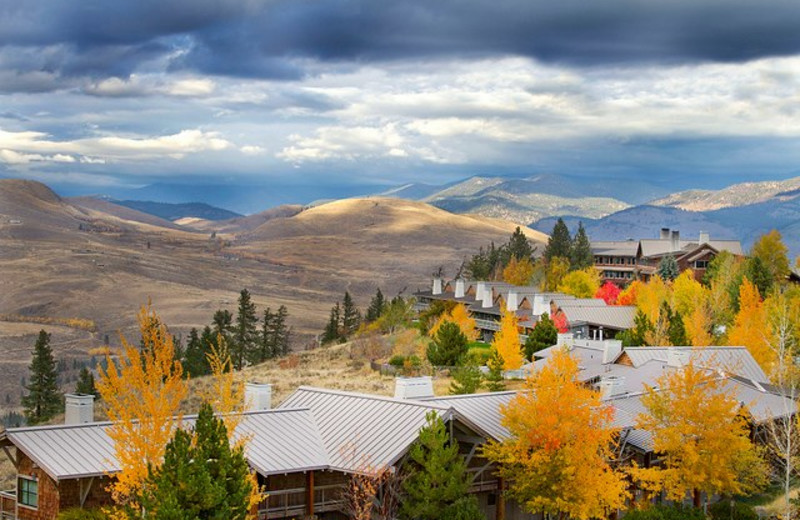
{"left": 532, "top": 295, "right": 548, "bottom": 316}
{"left": 602, "top": 340, "right": 623, "bottom": 364}
{"left": 432, "top": 278, "right": 443, "bottom": 296}
{"left": 671, "top": 230, "right": 680, "bottom": 250}
{"left": 475, "top": 282, "right": 486, "bottom": 302}
{"left": 394, "top": 376, "right": 434, "bottom": 399}
{"left": 506, "top": 290, "right": 519, "bottom": 312}
{"left": 667, "top": 349, "right": 690, "bottom": 368}
{"left": 660, "top": 228, "right": 670, "bottom": 240}
{"left": 482, "top": 288, "right": 494, "bottom": 308}
{"left": 65, "top": 394, "right": 95, "bottom": 425}
{"left": 245, "top": 382, "right": 272, "bottom": 411}
{"left": 557, "top": 332, "right": 574, "bottom": 349}
{"left": 455, "top": 279, "right": 466, "bottom": 299}
{"left": 699, "top": 231, "right": 709, "bottom": 245}
{"left": 597, "top": 376, "right": 626, "bottom": 399}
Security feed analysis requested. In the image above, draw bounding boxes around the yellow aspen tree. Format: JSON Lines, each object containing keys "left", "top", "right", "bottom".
{"left": 684, "top": 304, "right": 713, "bottom": 347}
{"left": 636, "top": 275, "right": 670, "bottom": 326}
{"left": 557, "top": 268, "right": 601, "bottom": 299}
{"left": 544, "top": 256, "right": 571, "bottom": 292}
{"left": 633, "top": 362, "right": 766, "bottom": 507}
{"left": 96, "top": 304, "right": 188, "bottom": 516}
{"left": 492, "top": 310, "right": 524, "bottom": 370}
{"left": 429, "top": 303, "right": 479, "bottom": 341}
{"left": 483, "top": 349, "right": 627, "bottom": 519}
{"left": 617, "top": 279, "right": 642, "bottom": 306}
{"left": 728, "top": 278, "right": 775, "bottom": 372}
{"left": 671, "top": 269, "right": 707, "bottom": 318}
{"left": 503, "top": 256, "right": 535, "bottom": 286}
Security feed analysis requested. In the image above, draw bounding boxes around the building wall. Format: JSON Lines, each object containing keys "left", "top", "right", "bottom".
{"left": 58, "top": 476, "right": 113, "bottom": 512}
{"left": 15, "top": 451, "right": 59, "bottom": 520}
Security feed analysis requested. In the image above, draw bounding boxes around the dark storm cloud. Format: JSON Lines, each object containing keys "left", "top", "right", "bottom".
{"left": 2, "top": 0, "right": 800, "bottom": 88}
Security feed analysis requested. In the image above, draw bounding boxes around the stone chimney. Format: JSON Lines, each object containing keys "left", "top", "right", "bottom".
{"left": 557, "top": 332, "right": 574, "bottom": 349}
{"left": 432, "top": 278, "right": 443, "bottom": 296}
{"left": 671, "top": 230, "right": 680, "bottom": 250}
{"left": 597, "top": 376, "right": 626, "bottom": 399}
{"left": 602, "top": 340, "right": 623, "bottom": 364}
{"left": 699, "top": 231, "right": 710, "bottom": 245}
{"left": 660, "top": 227, "right": 670, "bottom": 240}
{"left": 454, "top": 279, "right": 466, "bottom": 298}
{"left": 65, "top": 394, "right": 95, "bottom": 425}
{"left": 394, "top": 376, "right": 434, "bottom": 399}
{"left": 245, "top": 382, "right": 272, "bottom": 411}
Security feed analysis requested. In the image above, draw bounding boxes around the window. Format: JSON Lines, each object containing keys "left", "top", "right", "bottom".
{"left": 18, "top": 476, "right": 37, "bottom": 508}
{"left": 694, "top": 260, "right": 709, "bottom": 269}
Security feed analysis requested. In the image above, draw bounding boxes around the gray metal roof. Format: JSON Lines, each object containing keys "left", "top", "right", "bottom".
{"left": 559, "top": 305, "right": 636, "bottom": 330}
{"left": 0, "top": 409, "right": 328, "bottom": 481}
{"left": 622, "top": 346, "right": 768, "bottom": 382}
{"left": 419, "top": 392, "right": 517, "bottom": 440}
{"left": 279, "top": 387, "right": 454, "bottom": 472}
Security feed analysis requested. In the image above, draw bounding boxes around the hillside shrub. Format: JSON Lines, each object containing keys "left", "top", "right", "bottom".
{"left": 623, "top": 505, "right": 705, "bottom": 520}
{"left": 57, "top": 508, "right": 109, "bottom": 520}
{"left": 466, "top": 347, "right": 491, "bottom": 366}
{"left": 389, "top": 355, "right": 406, "bottom": 368}
{"left": 708, "top": 501, "right": 758, "bottom": 520}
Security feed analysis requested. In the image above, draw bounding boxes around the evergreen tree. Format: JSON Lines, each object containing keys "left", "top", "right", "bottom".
{"left": 22, "top": 330, "right": 63, "bottom": 425}
{"left": 273, "top": 306, "right": 290, "bottom": 356}
{"left": 667, "top": 306, "right": 688, "bottom": 346}
{"left": 322, "top": 303, "right": 342, "bottom": 344}
{"left": 449, "top": 361, "right": 483, "bottom": 395}
{"left": 570, "top": 222, "right": 593, "bottom": 271}
{"left": 618, "top": 310, "right": 653, "bottom": 347}
{"left": 401, "top": 412, "right": 472, "bottom": 520}
{"left": 544, "top": 218, "right": 572, "bottom": 262}
{"left": 233, "top": 289, "right": 259, "bottom": 369}
{"left": 365, "top": 288, "right": 387, "bottom": 323}
{"left": 259, "top": 307, "right": 276, "bottom": 361}
{"left": 341, "top": 292, "right": 361, "bottom": 337}
{"left": 745, "top": 256, "right": 773, "bottom": 296}
{"left": 140, "top": 402, "right": 254, "bottom": 519}
{"left": 212, "top": 310, "right": 233, "bottom": 346}
{"left": 524, "top": 314, "right": 558, "bottom": 359}
{"left": 184, "top": 328, "right": 210, "bottom": 378}
{"left": 464, "top": 242, "right": 501, "bottom": 281}
{"left": 506, "top": 227, "right": 535, "bottom": 262}
{"left": 427, "top": 322, "right": 469, "bottom": 366}
{"left": 74, "top": 367, "right": 98, "bottom": 398}
{"left": 658, "top": 255, "right": 679, "bottom": 281}
{"left": 484, "top": 349, "right": 506, "bottom": 392}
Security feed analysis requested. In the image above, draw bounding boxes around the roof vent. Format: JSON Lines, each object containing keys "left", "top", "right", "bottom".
{"left": 65, "top": 394, "right": 95, "bottom": 425}
{"left": 245, "top": 382, "right": 272, "bottom": 411}
{"left": 557, "top": 333, "right": 574, "bottom": 349}
{"left": 597, "top": 376, "right": 626, "bottom": 399}
{"left": 394, "top": 376, "right": 434, "bottom": 400}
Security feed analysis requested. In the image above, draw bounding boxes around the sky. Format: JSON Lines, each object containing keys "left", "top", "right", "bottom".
{"left": 1, "top": 0, "right": 800, "bottom": 201}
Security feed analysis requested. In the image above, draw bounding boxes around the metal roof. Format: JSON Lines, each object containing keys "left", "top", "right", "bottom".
{"left": 419, "top": 392, "right": 517, "bottom": 440}
{"left": 622, "top": 346, "right": 768, "bottom": 383}
{"left": 0, "top": 409, "right": 328, "bottom": 481}
{"left": 559, "top": 305, "right": 636, "bottom": 330}
{"left": 279, "top": 387, "right": 454, "bottom": 472}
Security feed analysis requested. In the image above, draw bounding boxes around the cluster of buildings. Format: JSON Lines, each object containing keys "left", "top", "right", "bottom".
{"left": 591, "top": 228, "right": 743, "bottom": 286}
{"left": 1, "top": 336, "right": 793, "bottom": 520}
{"left": 414, "top": 278, "right": 636, "bottom": 342}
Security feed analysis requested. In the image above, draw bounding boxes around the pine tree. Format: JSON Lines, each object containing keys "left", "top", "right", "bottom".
{"left": 570, "top": 222, "right": 593, "bottom": 270}
{"left": 544, "top": 218, "right": 572, "bottom": 262}
{"left": 212, "top": 310, "right": 233, "bottom": 346}
{"left": 259, "top": 307, "right": 276, "bottom": 361}
{"left": 184, "top": 328, "right": 210, "bottom": 378}
{"left": 322, "top": 303, "right": 342, "bottom": 344}
{"left": 427, "top": 322, "right": 468, "bottom": 367}
{"left": 342, "top": 292, "right": 361, "bottom": 337}
{"left": 365, "top": 288, "right": 387, "bottom": 323}
{"left": 524, "top": 314, "right": 557, "bottom": 359}
{"left": 22, "top": 330, "right": 63, "bottom": 425}
{"left": 506, "top": 226, "right": 535, "bottom": 261}
{"left": 140, "top": 402, "right": 254, "bottom": 519}
{"left": 668, "top": 307, "right": 688, "bottom": 346}
{"left": 234, "top": 289, "right": 259, "bottom": 369}
{"left": 273, "top": 305, "right": 290, "bottom": 356}
{"left": 75, "top": 367, "right": 98, "bottom": 398}
{"left": 449, "top": 361, "right": 483, "bottom": 395}
{"left": 658, "top": 255, "right": 679, "bottom": 281}
{"left": 484, "top": 349, "right": 506, "bottom": 392}
{"left": 401, "top": 412, "right": 471, "bottom": 520}
{"left": 745, "top": 256, "right": 773, "bottom": 296}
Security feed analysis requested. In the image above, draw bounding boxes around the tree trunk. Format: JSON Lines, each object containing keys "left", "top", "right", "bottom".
{"left": 693, "top": 489, "right": 701, "bottom": 508}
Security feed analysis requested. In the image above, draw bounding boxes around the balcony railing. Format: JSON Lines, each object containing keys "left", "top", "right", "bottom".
{"left": 258, "top": 484, "right": 345, "bottom": 519}
{"left": 0, "top": 490, "right": 16, "bottom": 520}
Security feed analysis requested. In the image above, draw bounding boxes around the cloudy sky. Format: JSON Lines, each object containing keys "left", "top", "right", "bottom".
{"left": 1, "top": 0, "right": 800, "bottom": 201}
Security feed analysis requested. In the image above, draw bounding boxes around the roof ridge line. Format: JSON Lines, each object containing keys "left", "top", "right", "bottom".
{"left": 292, "top": 386, "right": 452, "bottom": 410}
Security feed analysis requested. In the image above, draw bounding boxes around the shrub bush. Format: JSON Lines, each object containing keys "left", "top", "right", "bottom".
{"left": 708, "top": 500, "right": 758, "bottom": 520}
{"left": 466, "top": 347, "right": 491, "bottom": 366}
{"left": 623, "top": 504, "right": 705, "bottom": 520}
{"left": 389, "top": 354, "right": 406, "bottom": 367}
{"left": 58, "top": 508, "right": 109, "bottom": 520}
{"left": 442, "top": 496, "right": 486, "bottom": 520}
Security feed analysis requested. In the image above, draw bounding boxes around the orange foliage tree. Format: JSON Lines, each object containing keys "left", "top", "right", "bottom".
{"left": 503, "top": 256, "right": 535, "bottom": 286}
{"left": 483, "top": 349, "right": 627, "bottom": 519}
{"left": 633, "top": 362, "right": 766, "bottom": 507}
{"left": 595, "top": 281, "right": 621, "bottom": 305}
{"left": 617, "top": 280, "right": 642, "bottom": 306}
{"left": 684, "top": 305, "right": 713, "bottom": 347}
{"left": 492, "top": 310, "right": 524, "bottom": 370}
{"left": 97, "top": 304, "right": 188, "bottom": 516}
{"left": 728, "top": 278, "right": 775, "bottom": 372}
{"left": 636, "top": 275, "right": 670, "bottom": 325}
{"left": 429, "top": 303, "right": 479, "bottom": 341}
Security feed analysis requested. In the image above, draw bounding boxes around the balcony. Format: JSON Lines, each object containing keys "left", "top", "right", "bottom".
{"left": 0, "top": 490, "right": 15, "bottom": 520}
{"left": 258, "top": 484, "right": 345, "bottom": 519}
